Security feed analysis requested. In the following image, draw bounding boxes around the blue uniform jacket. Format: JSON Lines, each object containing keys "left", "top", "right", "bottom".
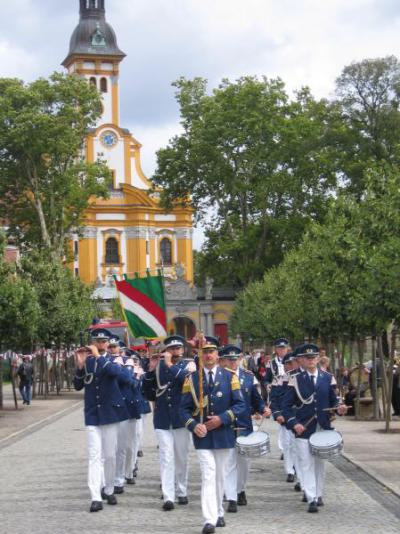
{"left": 74, "top": 356, "right": 131, "bottom": 426}
{"left": 236, "top": 368, "right": 265, "bottom": 436}
{"left": 142, "top": 360, "right": 189, "bottom": 430}
{"left": 180, "top": 367, "right": 246, "bottom": 449}
{"left": 119, "top": 366, "right": 142, "bottom": 420}
{"left": 281, "top": 369, "right": 338, "bottom": 439}
{"left": 264, "top": 357, "right": 284, "bottom": 386}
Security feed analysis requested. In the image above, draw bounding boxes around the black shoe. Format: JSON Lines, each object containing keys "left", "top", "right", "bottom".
{"left": 27, "top": 401, "right": 30, "bottom": 405}
{"left": 302, "top": 493, "right": 308, "bottom": 503}
{"left": 22, "top": 400, "right": 27, "bottom": 405}
{"left": 178, "top": 496, "right": 189, "bottom": 505}
{"left": 162, "top": 500, "right": 174, "bottom": 511}
{"left": 286, "top": 474, "right": 295, "bottom": 483}
{"left": 106, "top": 494, "right": 117, "bottom": 505}
{"left": 308, "top": 501, "right": 318, "bottom": 513}
{"left": 90, "top": 501, "right": 103, "bottom": 512}
{"left": 101, "top": 488, "right": 107, "bottom": 500}
{"left": 125, "top": 478, "right": 136, "bottom": 485}
{"left": 294, "top": 482, "right": 301, "bottom": 492}
{"left": 202, "top": 524, "right": 216, "bottom": 534}
{"left": 227, "top": 500, "right": 237, "bottom": 513}
{"left": 216, "top": 517, "right": 226, "bottom": 527}
{"left": 137, "top": 450, "right": 143, "bottom": 457}
{"left": 317, "top": 497, "right": 324, "bottom": 507}
{"left": 237, "top": 491, "right": 247, "bottom": 506}
{"left": 114, "top": 486, "right": 124, "bottom": 494}
{"left": 280, "top": 453, "right": 284, "bottom": 460}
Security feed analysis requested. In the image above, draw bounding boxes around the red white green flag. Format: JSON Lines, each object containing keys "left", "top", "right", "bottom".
{"left": 114, "top": 274, "right": 167, "bottom": 339}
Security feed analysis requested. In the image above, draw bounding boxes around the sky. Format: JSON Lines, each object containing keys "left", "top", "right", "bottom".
{"left": 1, "top": 0, "right": 400, "bottom": 247}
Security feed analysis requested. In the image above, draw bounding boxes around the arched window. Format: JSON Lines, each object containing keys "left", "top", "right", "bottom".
{"left": 160, "top": 238, "right": 172, "bottom": 266}
{"left": 105, "top": 237, "right": 119, "bottom": 264}
{"left": 89, "top": 77, "right": 97, "bottom": 88}
{"left": 100, "top": 77, "right": 108, "bottom": 93}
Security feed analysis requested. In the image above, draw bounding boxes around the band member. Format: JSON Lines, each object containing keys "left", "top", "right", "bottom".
{"left": 142, "top": 336, "right": 192, "bottom": 511}
{"left": 73, "top": 338, "right": 133, "bottom": 512}
{"left": 270, "top": 352, "right": 297, "bottom": 483}
{"left": 113, "top": 354, "right": 141, "bottom": 493}
{"left": 266, "top": 338, "right": 290, "bottom": 458}
{"left": 223, "top": 345, "right": 271, "bottom": 512}
{"left": 180, "top": 336, "right": 245, "bottom": 534}
{"left": 282, "top": 344, "right": 347, "bottom": 513}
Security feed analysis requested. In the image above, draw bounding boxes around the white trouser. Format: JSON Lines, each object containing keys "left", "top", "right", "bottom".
{"left": 197, "top": 448, "right": 230, "bottom": 526}
{"left": 281, "top": 425, "right": 295, "bottom": 475}
{"left": 225, "top": 448, "right": 251, "bottom": 500}
{"left": 115, "top": 418, "right": 138, "bottom": 486}
{"left": 87, "top": 423, "right": 118, "bottom": 501}
{"left": 136, "top": 413, "right": 148, "bottom": 450}
{"left": 278, "top": 423, "right": 284, "bottom": 451}
{"left": 288, "top": 430, "right": 302, "bottom": 487}
{"left": 295, "top": 437, "right": 325, "bottom": 502}
{"left": 155, "top": 428, "right": 191, "bottom": 502}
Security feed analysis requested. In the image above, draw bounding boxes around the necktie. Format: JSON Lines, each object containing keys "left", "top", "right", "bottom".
{"left": 311, "top": 374, "right": 316, "bottom": 390}
{"left": 208, "top": 370, "right": 214, "bottom": 390}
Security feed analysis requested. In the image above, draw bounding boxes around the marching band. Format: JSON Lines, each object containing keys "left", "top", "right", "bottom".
{"left": 74, "top": 333, "right": 347, "bottom": 531}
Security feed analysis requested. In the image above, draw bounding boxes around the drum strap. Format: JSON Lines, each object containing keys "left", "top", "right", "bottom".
{"left": 292, "top": 375, "right": 314, "bottom": 406}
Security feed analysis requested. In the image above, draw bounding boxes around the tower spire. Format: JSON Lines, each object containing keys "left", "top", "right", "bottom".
{"left": 80, "top": 0, "right": 105, "bottom": 17}
{"left": 62, "top": 0, "right": 125, "bottom": 67}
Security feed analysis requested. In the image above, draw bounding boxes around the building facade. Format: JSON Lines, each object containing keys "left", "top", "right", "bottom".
{"left": 63, "top": 0, "right": 194, "bottom": 286}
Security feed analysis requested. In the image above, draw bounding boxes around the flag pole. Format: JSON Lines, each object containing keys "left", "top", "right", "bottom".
{"left": 197, "top": 331, "right": 205, "bottom": 424}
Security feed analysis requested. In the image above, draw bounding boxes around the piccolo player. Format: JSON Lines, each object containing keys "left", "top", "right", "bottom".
{"left": 74, "top": 342, "right": 134, "bottom": 512}
{"left": 180, "top": 336, "right": 245, "bottom": 534}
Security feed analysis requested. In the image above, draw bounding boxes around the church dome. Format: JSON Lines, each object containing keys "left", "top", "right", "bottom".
{"left": 62, "top": 0, "right": 125, "bottom": 66}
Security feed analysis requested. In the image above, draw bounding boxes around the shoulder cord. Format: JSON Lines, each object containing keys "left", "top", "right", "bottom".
{"left": 292, "top": 374, "right": 314, "bottom": 406}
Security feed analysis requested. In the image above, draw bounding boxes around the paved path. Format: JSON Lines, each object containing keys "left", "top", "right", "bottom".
{"left": 335, "top": 418, "right": 400, "bottom": 497}
{"left": 1, "top": 406, "right": 399, "bottom": 534}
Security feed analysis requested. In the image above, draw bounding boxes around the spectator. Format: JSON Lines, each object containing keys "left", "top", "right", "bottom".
{"left": 17, "top": 355, "right": 34, "bottom": 405}
{"left": 319, "top": 356, "right": 331, "bottom": 372}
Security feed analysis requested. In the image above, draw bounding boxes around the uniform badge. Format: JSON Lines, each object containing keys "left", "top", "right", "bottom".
{"left": 216, "top": 391, "right": 223, "bottom": 398}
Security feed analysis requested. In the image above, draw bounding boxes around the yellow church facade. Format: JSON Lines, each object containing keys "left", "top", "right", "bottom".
{"left": 63, "top": 0, "right": 193, "bottom": 287}
{"left": 62, "top": 1, "right": 235, "bottom": 344}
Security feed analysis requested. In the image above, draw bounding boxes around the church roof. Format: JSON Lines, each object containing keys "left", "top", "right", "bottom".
{"left": 62, "top": 0, "right": 125, "bottom": 66}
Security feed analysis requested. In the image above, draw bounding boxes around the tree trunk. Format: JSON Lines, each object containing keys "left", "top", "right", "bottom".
{"left": 354, "top": 337, "right": 364, "bottom": 420}
{"left": 377, "top": 336, "right": 388, "bottom": 421}
{"left": 0, "top": 357, "right": 3, "bottom": 409}
{"left": 371, "top": 336, "right": 379, "bottom": 420}
{"left": 385, "top": 326, "right": 397, "bottom": 433}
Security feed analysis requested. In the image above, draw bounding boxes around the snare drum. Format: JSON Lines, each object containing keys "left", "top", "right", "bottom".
{"left": 309, "top": 430, "right": 343, "bottom": 459}
{"left": 236, "top": 431, "right": 271, "bottom": 457}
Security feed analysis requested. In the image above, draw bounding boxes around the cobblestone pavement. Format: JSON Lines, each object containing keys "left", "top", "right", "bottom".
{"left": 1, "top": 407, "right": 399, "bottom": 534}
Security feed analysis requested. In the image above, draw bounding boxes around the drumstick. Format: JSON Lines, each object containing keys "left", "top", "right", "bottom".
{"left": 322, "top": 406, "right": 351, "bottom": 412}
{"left": 303, "top": 415, "right": 316, "bottom": 429}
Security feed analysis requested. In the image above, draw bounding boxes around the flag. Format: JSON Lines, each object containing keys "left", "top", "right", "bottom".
{"left": 114, "top": 274, "right": 167, "bottom": 339}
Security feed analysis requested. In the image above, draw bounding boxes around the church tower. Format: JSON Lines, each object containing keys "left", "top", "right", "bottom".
{"left": 62, "top": 0, "right": 125, "bottom": 127}
{"left": 63, "top": 0, "right": 194, "bottom": 287}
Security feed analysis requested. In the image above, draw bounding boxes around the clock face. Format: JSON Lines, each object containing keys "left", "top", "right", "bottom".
{"left": 101, "top": 131, "right": 118, "bottom": 148}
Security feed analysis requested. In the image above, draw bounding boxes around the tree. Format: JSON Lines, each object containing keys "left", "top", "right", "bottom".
{"left": 335, "top": 56, "right": 400, "bottom": 196}
{"left": 0, "top": 73, "right": 111, "bottom": 257}
{"left": 18, "top": 252, "right": 97, "bottom": 349}
{"left": 153, "top": 77, "right": 337, "bottom": 286}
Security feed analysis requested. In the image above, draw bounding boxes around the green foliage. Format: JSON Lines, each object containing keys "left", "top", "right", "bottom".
{"left": 17, "top": 252, "right": 97, "bottom": 348}
{"left": 0, "top": 72, "right": 111, "bottom": 257}
{"left": 334, "top": 56, "right": 400, "bottom": 196}
{"left": 153, "top": 77, "right": 337, "bottom": 286}
{"left": 230, "top": 167, "right": 400, "bottom": 343}
{"left": 0, "top": 238, "right": 40, "bottom": 351}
